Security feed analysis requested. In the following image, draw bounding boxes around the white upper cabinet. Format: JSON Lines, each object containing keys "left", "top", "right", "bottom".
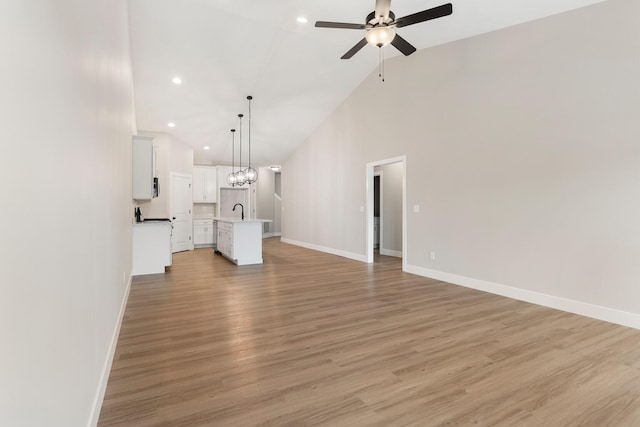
{"left": 132, "top": 136, "right": 157, "bottom": 200}
{"left": 193, "top": 166, "right": 217, "bottom": 203}
{"left": 217, "top": 166, "right": 233, "bottom": 189}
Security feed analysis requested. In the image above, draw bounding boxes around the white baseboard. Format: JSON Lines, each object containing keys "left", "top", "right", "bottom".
{"left": 87, "top": 274, "right": 133, "bottom": 427}
{"left": 404, "top": 264, "right": 640, "bottom": 330}
{"left": 193, "top": 243, "right": 214, "bottom": 249}
{"left": 380, "top": 248, "right": 402, "bottom": 258}
{"left": 262, "top": 232, "right": 281, "bottom": 239}
{"left": 281, "top": 238, "right": 367, "bottom": 263}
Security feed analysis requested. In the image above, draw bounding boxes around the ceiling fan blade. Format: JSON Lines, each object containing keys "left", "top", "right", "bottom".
{"left": 395, "top": 3, "right": 453, "bottom": 28}
{"left": 315, "top": 21, "right": 366, "bottom": 30}
{"left": 390, "top": 33, "right": 417, "bottom": 56}
{"left": 375, "top": 0, "right": 392, "bottom": 21}
{"left": 341, "top": 38, "right": 368, "bottom": 59}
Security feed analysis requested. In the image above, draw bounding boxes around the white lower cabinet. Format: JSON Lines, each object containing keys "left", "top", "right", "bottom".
{"left": 132, "top": 222, "right": 172, "bottom": 275}
{"left": 193, "top": 219, "right": 216, "bottom": 247}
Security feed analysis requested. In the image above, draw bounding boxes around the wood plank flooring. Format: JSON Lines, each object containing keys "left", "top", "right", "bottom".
{"left": 98, "top": 238, "right": 640, "bottom": 426}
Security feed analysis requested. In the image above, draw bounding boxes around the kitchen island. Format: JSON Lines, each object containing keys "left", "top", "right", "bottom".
{"left": 214, "top": 218, "right": 272, "bottom": 265}
{"left": 132, "top": 220, "right": 172, "bottom": 275}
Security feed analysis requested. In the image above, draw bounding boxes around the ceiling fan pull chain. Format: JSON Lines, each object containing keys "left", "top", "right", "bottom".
{"left": 378, "top": 48, "right": 382, "bottom": 80}
{"left": 380, "top": 48, "right": 384, "bottom": 83}
{"left": 377, "top": 47, "right": 385, "bottom": 82}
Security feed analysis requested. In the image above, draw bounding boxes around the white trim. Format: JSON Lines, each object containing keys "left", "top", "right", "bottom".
{"left": 87, "top": 274, "right": 133, "bottom": 427}
{"left": 281, "top": 238, "right": 367, "bottom": 263}
{"left": 262, "top": 232, "right": 281, "bottom": 239}
{"left": 380, "top": 249, "right": 402, "bottom": 258}
{"left": 404, "top": 264, "right": 640, "bottom": 330}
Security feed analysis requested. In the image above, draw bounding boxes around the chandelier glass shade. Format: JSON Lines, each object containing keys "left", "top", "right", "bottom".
{"left": 245, "top": 167, "right": 257, "bottom": 183}
{"left": 235, "top": 169, "right": 246, "bottom": 186}
{"left": 225, "top": 97, "right": 259, "bottom": 190}
{"left": 366, "top": 26, "right": 396, "bottom": 47}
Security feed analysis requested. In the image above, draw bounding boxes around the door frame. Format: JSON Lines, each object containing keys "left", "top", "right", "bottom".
{"left": 170, "top": 172, "right": 193, "bottom": 252}
{"left": 366, "top": 155, "right": 406, "bottom": 267}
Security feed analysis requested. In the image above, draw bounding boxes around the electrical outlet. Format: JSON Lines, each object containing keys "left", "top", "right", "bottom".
{"left": 430, "top": 251, "right": 436, "bottom": 261}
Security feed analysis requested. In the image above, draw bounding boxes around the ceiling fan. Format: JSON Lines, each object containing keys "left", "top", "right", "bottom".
{"left": 315, "top": 0, "right": 453, "bottom": 59}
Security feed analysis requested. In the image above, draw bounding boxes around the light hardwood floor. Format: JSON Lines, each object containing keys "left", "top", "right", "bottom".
{"left": 99, "top": 238, "right": 640, "bottom": 426}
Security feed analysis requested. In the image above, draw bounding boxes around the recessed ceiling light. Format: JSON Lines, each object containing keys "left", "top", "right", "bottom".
{"left": 296, "top": 16, "right": 308, "bottom": 23}
{"left": 168, "top": 122, "right": 175, "bottom": 127}
{"left": 203, "top": 146, "right": 210, "bottom": 150}
{"left": 172, "top": 76, "right": 182, "bottom": 84}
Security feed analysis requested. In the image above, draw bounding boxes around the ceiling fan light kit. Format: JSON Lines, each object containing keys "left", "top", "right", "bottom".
{"left": 315, "top": 0, "right": 453, "bottom": 59}
{"left": 366, "top": 26, "right": 396, "bottom": 47}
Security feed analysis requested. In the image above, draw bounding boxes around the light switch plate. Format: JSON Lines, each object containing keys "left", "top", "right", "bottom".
{"left": 413, "top": 205, "right": 420, "bottom": 213}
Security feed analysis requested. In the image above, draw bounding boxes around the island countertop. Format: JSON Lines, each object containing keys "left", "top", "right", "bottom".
{"left": 213, "top": 217, "right": 272, "bottom": 223}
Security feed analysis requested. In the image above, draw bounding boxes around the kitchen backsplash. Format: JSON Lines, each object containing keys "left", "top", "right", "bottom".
{"left": 193, "top": 203, "right": 215, "bottom": 218}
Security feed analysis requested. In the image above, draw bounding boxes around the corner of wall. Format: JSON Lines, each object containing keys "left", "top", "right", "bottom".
{"left": 87, "top": 274, "right": 133, "bottom": 427}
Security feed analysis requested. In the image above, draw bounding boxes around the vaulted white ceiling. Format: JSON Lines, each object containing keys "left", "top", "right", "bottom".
{"left": 128, "top": 0, "right": 604, "bottom": 166}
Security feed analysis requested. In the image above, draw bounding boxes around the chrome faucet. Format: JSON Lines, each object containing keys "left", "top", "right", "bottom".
{"left": 232, "top": 203, "right": 244, "bottom": 220}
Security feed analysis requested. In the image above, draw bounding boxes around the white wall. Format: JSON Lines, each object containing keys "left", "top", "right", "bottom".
{"left": 168, "top": 134, "right": 195, "bottom": 176}
{"left": 282, "top": 0, "right": 640, "bottom": 327}
{"left": 0, "top": 1, "right": 136, "bottom": 426}
{"left": 274, "top": 172, "right": 282, "bottom": 233}
{"left": 257, "top": 166, "right": 276, "bottom": 232}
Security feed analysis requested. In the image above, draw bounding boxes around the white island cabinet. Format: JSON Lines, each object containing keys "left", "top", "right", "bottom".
{"left": 215, "top": 218, "right": 271, "bottom": 265}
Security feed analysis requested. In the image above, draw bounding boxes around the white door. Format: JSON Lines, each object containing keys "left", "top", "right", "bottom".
{"left": 170, "top": 173, "right": 193, "bottom": 253}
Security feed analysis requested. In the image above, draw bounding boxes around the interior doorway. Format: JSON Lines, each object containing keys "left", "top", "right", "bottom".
{"left": 170, "top": 173, "right": 193, "bottom": 253}
{"left": 366, "top": 156, "right": 406, "bottom": 268}
{"left": 373, "top": 173, "right": 381, "bottom": 251}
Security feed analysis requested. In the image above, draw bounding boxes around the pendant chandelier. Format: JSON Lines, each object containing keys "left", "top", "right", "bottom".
{"left": 234, "top": 113, "right": 246, "bottom": 186}
{"left": 226, "top": 96, "right": 259, "bottom": 186}
{"left": 226, "top": 128, "right": 237, "bottom": 187}
{"left": 244, "top": 95, "right": 258, "bottom": 184}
